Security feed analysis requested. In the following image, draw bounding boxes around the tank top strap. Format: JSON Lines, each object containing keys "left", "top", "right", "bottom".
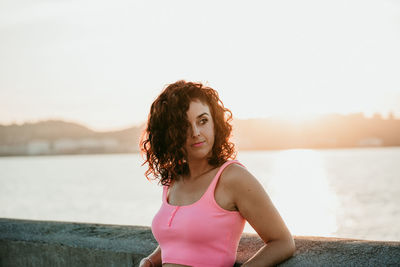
{"left": 205, "top": 160, "right": 245, "bottom": 197}
{"left": 162, "top": 185, "right": 168, "bottom": 203}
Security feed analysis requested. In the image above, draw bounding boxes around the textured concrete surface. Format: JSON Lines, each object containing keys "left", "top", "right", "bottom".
{"left": 1, "top": 218, "right": 400, "bottom": 266}
{"left": 0, "top": 218, "right": 154, "bottom": 267}
{"left": 236, "top": 234, "right": 400, "bottom": 266}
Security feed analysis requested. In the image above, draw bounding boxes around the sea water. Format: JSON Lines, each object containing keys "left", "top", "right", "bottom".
{"left": 0, "top": 147, "right": 399, "bottom": 241}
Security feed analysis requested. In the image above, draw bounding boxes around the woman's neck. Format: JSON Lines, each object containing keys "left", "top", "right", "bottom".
{"left": 186, "top": 159, "right": 214, "bottom": 181}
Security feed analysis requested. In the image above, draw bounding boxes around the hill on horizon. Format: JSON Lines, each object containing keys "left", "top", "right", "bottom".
{"left": 1, "top": 113, "right": 400, "bottom": 156}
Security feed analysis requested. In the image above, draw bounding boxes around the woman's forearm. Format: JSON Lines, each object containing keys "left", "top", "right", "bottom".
{"left": 241, "top": 238, "right": 295, "bottom": 267}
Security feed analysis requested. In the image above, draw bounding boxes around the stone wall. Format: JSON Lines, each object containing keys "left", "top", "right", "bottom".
{"left": 1, "top": 218, "right": 399, "bottom": 266}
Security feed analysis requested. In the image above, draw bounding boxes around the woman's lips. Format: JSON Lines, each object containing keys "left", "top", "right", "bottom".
{"left": 192, "top": 141, "right": 205, "bottom": 147}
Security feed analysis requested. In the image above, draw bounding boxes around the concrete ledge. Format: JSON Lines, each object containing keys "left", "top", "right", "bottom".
{"left": 1, "top": 218, "right": 399, "bottom": 266}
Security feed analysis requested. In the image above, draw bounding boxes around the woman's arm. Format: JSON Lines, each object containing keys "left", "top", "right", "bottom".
{"left": 139, "top": 245, "right": 162, "bottom": 267}
{"left": 224, "top": 165, "right": 296, "bottom": 266}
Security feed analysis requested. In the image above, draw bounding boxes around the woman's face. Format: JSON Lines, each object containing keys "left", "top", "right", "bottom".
{"left": 185, "top": 99, "right": 215, "bottom": 162}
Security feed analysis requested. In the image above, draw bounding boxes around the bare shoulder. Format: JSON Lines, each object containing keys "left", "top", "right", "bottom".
{"left": 220, "top": 162, "right": 264, "bottom": 193}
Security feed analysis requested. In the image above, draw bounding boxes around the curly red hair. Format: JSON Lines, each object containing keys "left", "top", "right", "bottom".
{"left": 140, "top": 80, "right": 236, "bottom": 185}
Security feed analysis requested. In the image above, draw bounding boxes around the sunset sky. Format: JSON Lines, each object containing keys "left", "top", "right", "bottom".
{"left": 1, "top": 0, "right": 400, "bottom": 131}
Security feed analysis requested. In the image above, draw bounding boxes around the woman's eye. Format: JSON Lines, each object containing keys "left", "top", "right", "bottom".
{"left": 200, "top": 118, "right": 208, "bottom": 124}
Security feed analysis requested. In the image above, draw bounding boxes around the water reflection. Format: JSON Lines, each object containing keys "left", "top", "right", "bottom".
{"left": 244, "top": 149, "right": 339, "bottom": 237}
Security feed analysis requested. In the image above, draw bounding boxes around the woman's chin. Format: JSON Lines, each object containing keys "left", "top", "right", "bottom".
{"left": 188, "top": 151, "right": 211, "bottom": 161}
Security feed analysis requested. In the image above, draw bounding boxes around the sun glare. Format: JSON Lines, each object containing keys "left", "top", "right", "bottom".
{"left": 244, "top": 149, "right": 339, "bottom": 237}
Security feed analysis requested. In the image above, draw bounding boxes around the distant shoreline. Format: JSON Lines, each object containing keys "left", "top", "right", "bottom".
{"left": 1, "top": 145, "right": 399, "bottom": 158}
{"left": 2, "top": 115, "right": 400, "bottom": 156}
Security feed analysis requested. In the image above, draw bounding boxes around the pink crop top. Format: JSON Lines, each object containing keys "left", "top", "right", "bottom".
{"left": 151, "top": 160, "right": 246, "bottom": 267}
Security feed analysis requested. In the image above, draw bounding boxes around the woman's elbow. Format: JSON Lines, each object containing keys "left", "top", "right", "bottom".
{"left": 285, "top": 236, "right": 296, "bottom": 258}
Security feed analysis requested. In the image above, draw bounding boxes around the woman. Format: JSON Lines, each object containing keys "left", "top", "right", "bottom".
{"left": 140, "top": 80, "right": 295, "bottom": 267}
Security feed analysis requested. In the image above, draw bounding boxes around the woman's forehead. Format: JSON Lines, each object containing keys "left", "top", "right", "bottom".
{"left": 187, "top": 100, "right": 211, "bottom": 118}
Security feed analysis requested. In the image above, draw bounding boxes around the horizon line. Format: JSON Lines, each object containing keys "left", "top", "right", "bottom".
{"left": 1, "top": 110, "right": 400, "bottom": 132}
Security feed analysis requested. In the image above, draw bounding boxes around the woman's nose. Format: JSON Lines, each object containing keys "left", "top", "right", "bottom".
{"left": 191, "top": 125, "right": 200, "bottom": 137}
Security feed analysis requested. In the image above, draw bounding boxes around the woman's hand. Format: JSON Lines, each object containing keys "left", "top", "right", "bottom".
{"left": 139, "top": 257, "right": 153, "bottom": 267}
{"left": 139, "top": 246, "right": 161, "bottom": 267}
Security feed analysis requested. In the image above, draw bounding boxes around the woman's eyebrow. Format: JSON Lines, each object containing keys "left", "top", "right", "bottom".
{"left": 197, "top": 112, "right": 210, "bottom": 119}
